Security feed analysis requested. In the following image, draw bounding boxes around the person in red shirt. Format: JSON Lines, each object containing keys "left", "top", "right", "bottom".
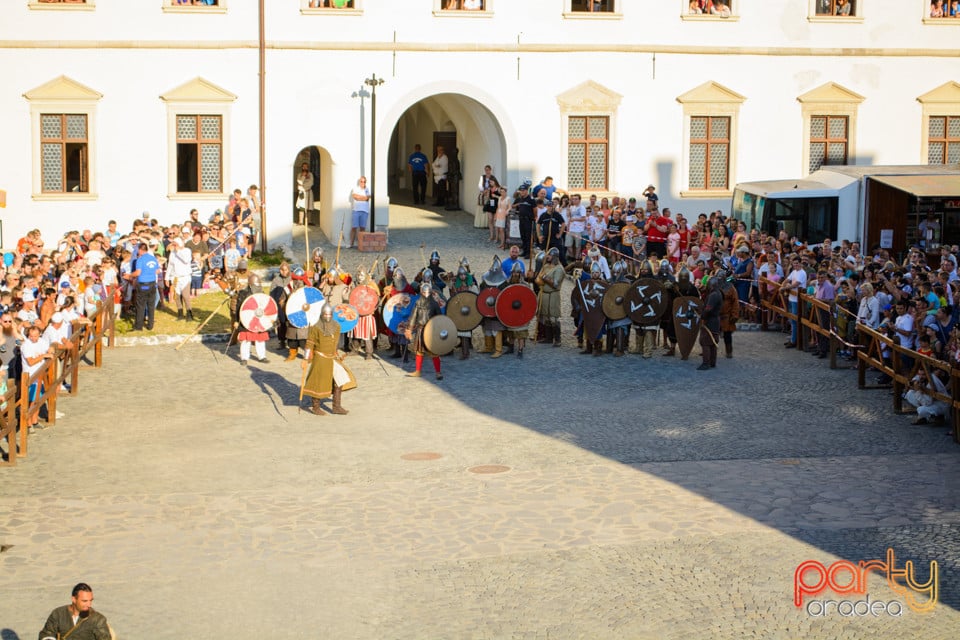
{"left": 644, "top": 204, "right": 670, "bottom": 260}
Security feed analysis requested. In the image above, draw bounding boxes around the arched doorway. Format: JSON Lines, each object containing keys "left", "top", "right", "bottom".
{"left": 292, "top": 145, "right": 334, "bottom": 228}
{"left": 387, "top": 94, "right": 507, "bottom": 213}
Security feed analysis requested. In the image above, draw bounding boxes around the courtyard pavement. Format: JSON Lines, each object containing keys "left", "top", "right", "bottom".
{"left": 1, "top": 201, "right": 959, "bottom": 639}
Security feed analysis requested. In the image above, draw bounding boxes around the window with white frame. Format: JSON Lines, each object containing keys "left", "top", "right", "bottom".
{"left": 683, "top": 1, "right": 737, "bottom": 18}
{"left": 29, "top": 0, "right": 94, "bottom": 10}
{"left": 926, "top": 1, "right": 960, "bottom": 22}
{"left": 161, "top": 78, "right": 235, "bottom": 200}
{"left": 565, "top": 0, "right": 621, "bottom": 18}
{"left": 808, "top": 116, "right": 849, "bottom": 172}
{"left": 302, "top": 0, "right": 360, "bottom": 10}
{"left": 677, "top": 81, "right": 743, "bottom": 197}
{"left": 918, "top": 82, "right": 960, "bottom": 164}
{"left": 810, "top": 0, "right": 860, "bottom": 19}
{"left": 797, "top": 82, "right": 863, "bottom": 175}
{"left": 24, "top": 76, "right": 101, "bottom": 200}
{"left": 164, "top": 0, "right": 225, "bottom": 10}
{"left": 557, "top": 81, "right": 622, "bottom": 195}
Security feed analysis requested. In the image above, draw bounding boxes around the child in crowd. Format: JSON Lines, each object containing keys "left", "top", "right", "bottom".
{"left": 667, "top": 223, "right": 681, "bottom": 266}
{"left": 191, "top": 251, "right": 204, "bottom": 296}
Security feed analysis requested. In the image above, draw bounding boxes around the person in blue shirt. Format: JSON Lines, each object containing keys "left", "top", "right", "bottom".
{"left": 531, "top": 176, "right": 566, "bottom": 202}
{"left": 500, "top": 244, "right": 526, "bottom": 279}
{"left": 128, "top": 242, "right": 159, "bottom": 331}
{"left": 407, "top": 144, "right": 429, "bottom": 205}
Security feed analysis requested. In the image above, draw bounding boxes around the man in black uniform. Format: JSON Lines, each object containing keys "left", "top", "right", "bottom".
{"left": 698, "top": 276, "right": 723, "bottom": 370}
{"left": 513, "top": 184, "right": 536, "bottom": 258}
{"left": 537, "top": 200, "right": 566, "bottom": 262}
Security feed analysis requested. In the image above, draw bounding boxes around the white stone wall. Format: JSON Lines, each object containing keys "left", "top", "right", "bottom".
{"left": 0, "top": 0, "right": 956, "bottom": 249}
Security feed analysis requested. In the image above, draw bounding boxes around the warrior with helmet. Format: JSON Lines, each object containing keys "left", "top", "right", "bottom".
{"left": 717, "top": 269, "right": 740, "bottom": 359}
{"left": 506, "top": 261, "right": 535, "bottom": 358}
{"left": 282, "top": 264, "right": 312, "bottom": 361}
{"left": 235, "top": 272, "right": 269, "bottom": 364}
{"left": 698, "top": 276, "right": 724, "bottom": 370}
{"left": 570, "top": 253, "right": 592, "bottom": 349}
{"left": 405, "top": 281, "right": 445, "bottom": 379}
{"left": 606, "top": 260, "right": 631, "bottom": 357}
{"left": 657, "top": 259, "right": 681, "bottom": 357}
{"left": 478, "top": 256, "right": 508, "bottom": 358}
{"left": 634, "top": 259, "right": 659, "bottom": 358}
{"left": 351, "top": 267, "right": 378, "bottom": 360}
{"left": 388, "top": 267, "right": 415, "bottom": 363}
{"left": 310, "top": 246, "right": 329, "bottom": 288}
{"left": 320, "top": 266, "right": 352, "bottom": 354}
{"left": 416, "top": 250, "right": 448, "bottom": 299}
{"left": 449, "top": 259, "right": 479, "bottom": 360}
{"left": 302, "top": 302, "right": 351, "bottom": 415}
{"left": 579, "top": 261, "right": 607, "bottom": 356}
{"left": 269, "top": 261, "right": 293, "bottom": 350}
{"left": 379, "top": 257, "right": 414, "bottom": 360}
{"left": 536, "top": 247, "right": 565, "bottom": 347}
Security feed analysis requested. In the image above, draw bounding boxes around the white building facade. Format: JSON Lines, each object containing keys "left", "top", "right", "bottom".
{"left": 1, "top": 0, "right": 958, "bottom": 250}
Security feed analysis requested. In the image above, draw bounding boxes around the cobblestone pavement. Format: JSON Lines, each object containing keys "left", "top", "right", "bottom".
{"left": 2, "top": 204, "right": 960, "bottom": 639}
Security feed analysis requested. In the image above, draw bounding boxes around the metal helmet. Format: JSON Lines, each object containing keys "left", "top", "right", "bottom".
{"left": 590, "top": 261, "right": 603, "bottom": 279}
{"left": 247, "top": 273, "right": 261, "bottom": 290}
{"left": 588, "top": 246, "right": 601, "bottom": 260}
{"left": 430, "top": 250, "right": 440, "bottom": 265}
{"left": 612, "top": 260, "right": 626, "bottom": 279}
{"left": 421, "top": 268, "right": 434, "bottom": 284}
{"left": 583, "top": 255, "right": 593, "bottom": 271}
{"left": 356, "top": 267, "right": 368, "bottom": 284}
{"left": 459, "top": 256, "right": 470, "bottom": 269}
{"left": 321, "top": 302, "right": 334, "bottom": 321}
{"left": 510, "top": 261, "right": 524, "bottom": 276}
{"left": 546, "top": 247, "right": 560, "bottom": 263}
{"left": 393, "top": 267, "right": 408, "bottom": 292}
{"left": 640, "top": 260, "right": 654, "bottom": 276}
{"left": 326, "top": 267, "right": 339, "bottom": 282}
{"left": 385, "top": 256, "right": 399, "bottom": 271}
{"left": 457, "top": 265, "right": 468, "bottom": 278}
{"left": 482, "top": 256, "right": 506, "bottom": 287}
{"left": 659, "top": 259, "right": 673, "bottom": 276}
{"left": 312, "top": 247, "right": 324, "bottom": 262}
{"left": 292, "top": 266, "right": 305, "bottom": 278}
{"left": 677, "top": 266, "right": 692, "bottom": 285}
{"left": 534, "top": 251, "right": 546, "bottom": 273}
{"left": 420, "top": 281, "right": 433, "bottom": 298}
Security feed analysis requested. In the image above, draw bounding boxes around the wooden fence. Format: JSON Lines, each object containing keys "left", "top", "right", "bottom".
{"left": 0, "top": 301, "right": 115, "bottom": 466}
{"left": 759, "top": 277, "right": 960, "bottom": 444}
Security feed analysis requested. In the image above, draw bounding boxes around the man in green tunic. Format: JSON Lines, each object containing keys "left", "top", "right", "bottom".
{"left": 536, "top": 247, "right": 564, "bottom": 347}
{"left": 302, "top": 303, "right": 351, "bottom": 416}
{"left": 39, "top": 583, "right": 112, "bottom": 640}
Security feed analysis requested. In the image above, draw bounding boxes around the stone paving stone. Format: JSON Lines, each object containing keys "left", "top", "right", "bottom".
{"left": 1, "top": 205, "right": 959, "bottom": 638}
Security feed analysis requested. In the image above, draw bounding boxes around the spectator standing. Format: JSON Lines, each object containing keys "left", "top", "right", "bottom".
{"left": 408, "top": 144, "right": 429, "bottom": 205}
{"left": 349, "top": 176, "right": 371, "bottom": 248}
{"left": 781, "top": 256, "right": 807, "bottom": 348}
{"left": 431, "top": 145, "right": 449, "bottom": 207}
{"left": 128, "top": 242, "right": 159, "bottom": 331}
{"left": 296, "top": 162, "right": 314, "bottom": 225}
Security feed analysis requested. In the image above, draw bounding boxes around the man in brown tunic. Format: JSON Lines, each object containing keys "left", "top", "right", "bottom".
{"left": 39, "top": 582, "right": 112, "bottom": 640}
{"left": 302, "top": 303, "right": 351, "bottom": 416}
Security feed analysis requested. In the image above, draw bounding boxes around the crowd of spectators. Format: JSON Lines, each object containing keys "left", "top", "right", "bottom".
{"left": 0, "top": 185, "right": 261, "bottom": 428}
{"left": 931, "top": 1, "right": 960, "bottom": 17}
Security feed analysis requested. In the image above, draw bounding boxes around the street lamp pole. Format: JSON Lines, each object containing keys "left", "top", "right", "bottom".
{"left": 350, "top": 86, "right": 369, "bottom": 177}
{"left": 363, "top": 73, "right": 385, "bottom": 233}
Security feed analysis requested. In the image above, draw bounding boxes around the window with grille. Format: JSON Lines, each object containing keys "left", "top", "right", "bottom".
{"left": 688, "top": 116, "right": 730, "bottom": 190}
{"left": 568, "top": 116, "right": 608, "bottom": 191}
{"left": 40, "top": 114, "right": 88, "bottom": 193}
{"left": 814, "top": 0, "right": 856, "bottom": 16}
{"left": 928, "top": 116, "right": 960, "bottom": 165}
{"left": 176, "top": 115, "right": 222, "bottom": 193}
{"left": 809, "top": 115, "right": 848, "bottom": 173}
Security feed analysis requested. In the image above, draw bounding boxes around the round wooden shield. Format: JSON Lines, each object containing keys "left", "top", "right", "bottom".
{"left": 495, "top": 284, "right": 537, "bottom": 329}
{"left": 624, "top": 278, "right": 667, "bottom": 325}
{"left": 239, "top": 293, "right": 278, "bottom": 333}
{"left": 349, "top": 284, "right": 380, "bottom": 317}
{"left": 673, "top": 296, "right": 702, "bottom": 360}
{"left": 447, "top": 291, "right": 482, "bottom": 332}
{"left": 578, "top": 280, "right": 608, "bottom": 342}
{"left": 423, "top": 314, "right": 458, "bottom": 356}
{"left": 382, "top": 293, "right": 419, "bottom": 333}
{"left": 602, "top": 282, "right": 631, "bottom": 321}
{"left": 477, "top": 286, "right": 500, "bottom": 318}
{"left": 333, "top": 304, "right": 359, "bottom": 334}
{"left": 285, "top": 286, "right": 325, "bottom": 328}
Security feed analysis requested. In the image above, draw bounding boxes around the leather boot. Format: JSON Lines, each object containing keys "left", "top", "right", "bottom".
{"left": 478, "top": 336, "right": 494, "bottom": 354}
{"left": 331, "top": 385, "right": 348, "bottom": 415}
{"left": 491, "top": 332, "right": 503, "bottom": 358}
{"left": 606, "top": 333, "right": 615, "bottom": 354}
{"left": 593, "top": 339, "right": 603, "bottom": 356}
{"left": 536, "top": 321, "right": 549, "bottom": 343}
{"left": 402, "top": 345, "right": 409, "bottom": 364}
{"left": 177, "top": 309, "right": 184, "bottom": 320}
{"left": 663, "top": 343, "right": 676, "bottom": 357}
{"left": 186, "top": 310, "right": 195, "bottom": 321}
{"left": 310, "top": 398, "right": 325, "bottom": 416}
{"left": 581, "top": 339, "right": 593, "bottom": 355}
{"left": 459, "top": 341, "right": 469, "bottom": 360}
{"left": 285, "top": 348, "right": 298, "bottom": 362}
{"left": 725, "top": 343, "right": 733, "bottom": 359}
{"left": 390, "top": 343, "right": 402, "bottom": 359}
{"left": 553, "top": 323, "right": 562, "bottom": 347}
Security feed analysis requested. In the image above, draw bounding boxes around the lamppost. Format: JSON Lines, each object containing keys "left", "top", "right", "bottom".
{"left": 350, "top": 86, "right": 369, "bottom": 177}
{"left": 363, "top": 73, "right": 385, "bottom": 233}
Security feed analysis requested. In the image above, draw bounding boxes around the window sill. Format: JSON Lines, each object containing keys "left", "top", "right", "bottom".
{"left": 432, "top": 10, "right": 493, "bottom": 18}
{"left": 680, "top": 190, "right": 733, "bottom": 199}
{"left": 32, "top": 193, "right": 98, "bottom": 201}
{"left": 680, "top": 14, "right": 740, "bottom": 22}
{"left": 561, "top": 11, "right": 622, "bottom": 21}
{"left": 28, "top": 2, "right": 95, "bottom": 11}
{"left": 167, "top": 192, "right": 228, "bottom": 201}
{"left": 922, "top": 17, "right": 960, "bottom": 25}
{"left": 300, "top": 8, "right": 363, "bottom": 16}
{"left": 162, "top": 7, "right": 227, "bottom": 15}
{"left": 807, "top": 16, "right": 864, "bottom": 24}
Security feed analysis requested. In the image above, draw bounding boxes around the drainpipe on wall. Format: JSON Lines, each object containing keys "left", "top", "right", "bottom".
{"left": 258, "top": 0, "right": 267, "bottom": 252}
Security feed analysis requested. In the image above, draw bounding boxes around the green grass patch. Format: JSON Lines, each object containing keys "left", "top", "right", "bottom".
{"left": 117, "top": 291, "right": 234, "bottom": 336}
{"left": 247, "top": 248, "right": 286, "bottom": 268}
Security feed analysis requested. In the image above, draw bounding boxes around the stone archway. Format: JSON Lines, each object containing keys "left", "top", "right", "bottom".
{"left": 292, "top": 145, "right": 333, "bottom": 230}
{"left": 386, "top": 93, "right": 507, "bottom": 216}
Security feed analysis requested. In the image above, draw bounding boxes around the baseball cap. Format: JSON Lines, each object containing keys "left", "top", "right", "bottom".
{"left": 141, "top": 211, "right": 150, "bottom": 219}
{"left": 59, "top": 281, "right": 71, "bottom": 288}
{"left": 148, "top": 238, "right": 159, "bottom": 247}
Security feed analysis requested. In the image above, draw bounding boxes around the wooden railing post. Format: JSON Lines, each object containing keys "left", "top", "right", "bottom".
{"left": 18, "top": 371, "right": 29, "bottom": 458}
{"left": 892, "top": 348, "right": 904, "bottom": 414}
{"left": 94, "top": 302, "right": 104, "bottom": 367}
{"left": 46, "top": 359, "right": 58, "bottom": 427}
{"left": 952, "top": 368, "right": 960, "bottom": 444}
{"left": 829, "top": 302, "right": 838, "bottom": 370}
{"left": 796, "top": 293, "right": 807, "bottom": 349}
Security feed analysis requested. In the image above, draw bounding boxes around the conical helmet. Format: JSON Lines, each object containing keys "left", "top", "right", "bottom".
{"left": 482, "top": 256, "right": 506, "bottom": 287}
